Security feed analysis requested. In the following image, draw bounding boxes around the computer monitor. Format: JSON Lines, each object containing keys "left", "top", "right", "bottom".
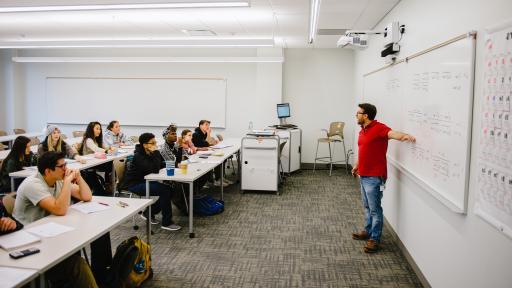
{"left": 277, "top": 103, "right": 290, "bottom": 125}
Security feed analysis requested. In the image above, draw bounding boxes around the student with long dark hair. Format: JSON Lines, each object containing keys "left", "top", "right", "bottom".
{"left": 79, "top": 121, "right": 115, "bottom": 155}
{"left": 38, "top": 125, "right": 85, "bottom": 164}
{"left": 0, "top": 136, "right": 37, "bottom": 192}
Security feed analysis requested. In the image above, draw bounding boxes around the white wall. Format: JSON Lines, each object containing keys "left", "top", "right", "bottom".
{"left": 353, "top": 0, "right": 512, "bottom": 287}
{"left": 7, "top": 48, "right": 282, "bottom": 139}
{"left": 283, "top": 48, "right": 355, "bottom": 164}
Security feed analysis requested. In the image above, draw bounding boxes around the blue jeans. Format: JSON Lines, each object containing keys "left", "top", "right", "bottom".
{"left": 359, "top": 176, "right": 385, "bottom": 242}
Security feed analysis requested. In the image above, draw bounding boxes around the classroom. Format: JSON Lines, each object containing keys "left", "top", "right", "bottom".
{"left": 0, "top": 0, "right": 511, "bottom": 287}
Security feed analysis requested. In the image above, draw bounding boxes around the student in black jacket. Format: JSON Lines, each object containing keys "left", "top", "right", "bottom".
{"left": 124, "top": 133, "right": 181, "bottom": 231}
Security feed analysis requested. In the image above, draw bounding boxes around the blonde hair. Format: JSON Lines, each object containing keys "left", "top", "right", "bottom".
{"left": 47, "top": 135, "right": 63, "bottom": 152}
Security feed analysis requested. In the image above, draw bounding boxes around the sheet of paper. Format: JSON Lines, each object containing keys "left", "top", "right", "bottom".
{"left": 71, "top": 201, "right": 111, "bottom": 214}
{"left": 25, "top": 222, "right": 74, "bottom": 238}
{"left": 22, "top": 166, "right": 37, "bottom": 171}
{"left": 210, "top": 143, "right": 233, "bottom": 149}
{"left": 0, "top": 230, "right": 41, "bottom": 251}
{"left": 0, "top": 267, "right": 37, "bottom": 288}
{"left": 197, "top": 151, "right": 212, "bottom": 155}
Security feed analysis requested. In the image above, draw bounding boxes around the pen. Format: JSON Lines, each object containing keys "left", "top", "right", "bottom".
{"left": 98, "top": 202, "right": 109, "bottom": 206}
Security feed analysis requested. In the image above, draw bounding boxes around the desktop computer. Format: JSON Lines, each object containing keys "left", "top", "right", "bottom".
{"left": 276, "top": 103, "right": 296, "bottom": 128}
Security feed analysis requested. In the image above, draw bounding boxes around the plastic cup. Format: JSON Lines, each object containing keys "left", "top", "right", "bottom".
{"left": 180, "top": 161, "right": 188, "bottom": 174}
{"left": 165, "top": 161, "right": 175, "bottom": 176}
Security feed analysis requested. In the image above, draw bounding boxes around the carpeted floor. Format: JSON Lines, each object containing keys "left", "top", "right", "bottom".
{"left": 109, "top": 169, "right": 422, "bottom": 287}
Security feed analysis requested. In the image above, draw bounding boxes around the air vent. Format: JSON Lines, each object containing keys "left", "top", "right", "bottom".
{"left": 182, "top": 29, "right": 217, "bottom": 36}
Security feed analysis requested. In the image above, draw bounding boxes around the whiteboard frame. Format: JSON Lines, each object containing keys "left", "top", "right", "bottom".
{"left": 44, "top": 76, "right": 228, "bottom": 128}
{"left": 363, "top": 32, "right": 477, "bottom": 214}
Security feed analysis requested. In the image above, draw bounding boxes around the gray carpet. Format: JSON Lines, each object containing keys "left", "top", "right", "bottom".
{"left": 109, "top": 169, "right": 422, "bottom": 287}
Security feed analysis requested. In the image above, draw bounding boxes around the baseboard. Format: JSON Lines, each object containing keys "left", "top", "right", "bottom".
{"left": 384, "top": 218, "right": 431, "bottom": 288}
{"left": 300, "top": 163, "right": 353, "bottom": 171}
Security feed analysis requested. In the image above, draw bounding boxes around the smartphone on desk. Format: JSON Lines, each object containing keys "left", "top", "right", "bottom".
{"left": 9, "top": 247, "right": 40, "bottom": 259}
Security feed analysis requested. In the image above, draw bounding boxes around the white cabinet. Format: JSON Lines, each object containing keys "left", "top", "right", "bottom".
{"left": 241, "top": 136, "right": 280, "bottom": 192}
{"left": 275, "top": 128, "right": 301, "bottom": 173}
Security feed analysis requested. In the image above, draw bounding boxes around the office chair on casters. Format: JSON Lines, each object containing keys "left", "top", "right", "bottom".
{"left": 313, "top": 122, "right": 349, "bottom": 176}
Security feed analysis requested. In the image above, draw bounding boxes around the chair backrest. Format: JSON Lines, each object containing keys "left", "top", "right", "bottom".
{"left": 72, "top": 131, "right": 85, "bottom": 137}
{"left": 216, "top": 134, "right": 224, "bottom": 142}
{"left": 114, "top": 159, "right": 126, "bottom": 190}
{"left": 328, "top": 122, "right": 345, "bottom": 139}
{"left": 0, "top": 130, "right": 7, "bottom": 136}
{"left": 2, "top": 192, "right": 17, "bottom": 215}
{"left": 29, "top": 137, "right": 40, "bottom": 146}
{"left": 0, "top": 143, "right": 5, "bottom": 151}
{"left": 61, "top": 134, "right": 68, "bottom": 140}
{"left": 13, "top": 128, "right": 26, "bottom": 134}
{"left": 129, "top": 135, "right": 139, "bottom": 143}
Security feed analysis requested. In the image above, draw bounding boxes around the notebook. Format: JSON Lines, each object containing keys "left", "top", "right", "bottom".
{"left": 0, "top": 230, "right": 41, "bottom": 251}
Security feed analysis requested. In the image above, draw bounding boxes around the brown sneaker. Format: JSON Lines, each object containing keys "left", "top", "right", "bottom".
{"left": 352, "top": 231, "right": 370, "bottom": 240}
{"left": 364, "top": 239, "right": 379, "bottom": 253}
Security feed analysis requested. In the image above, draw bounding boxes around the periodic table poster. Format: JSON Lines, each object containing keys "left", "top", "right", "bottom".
{"left": 475, "top": 21, "right": 512, "bottom": 239}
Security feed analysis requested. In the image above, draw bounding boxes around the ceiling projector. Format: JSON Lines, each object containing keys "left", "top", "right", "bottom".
{"left": 337, "top": 33, "right": 368, "bottom": 48}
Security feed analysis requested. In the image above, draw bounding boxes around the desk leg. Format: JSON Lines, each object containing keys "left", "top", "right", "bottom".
{"left": 10, "top": 177, "right": 15, "bottom": 192}
{"left": 189, "top": 182, "right": 194, "bottom": 238}
{"left": 39, "top": 274, "right": 46, "bottom": 288}
{"left": 111, "top": 161, "right": 116, "bottom": 197}
{"left": 220, "top": 162, "right": 224, "bottom": 201}
{"left": 146, "top": 180, "right": 151, "bottom": 244}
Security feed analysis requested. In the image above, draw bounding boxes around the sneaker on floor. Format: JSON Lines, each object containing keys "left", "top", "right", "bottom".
{"left": 140, "top": 214, "right": 159, "bottom": 225}
{"left": 364, "top": 239, "right": 380, "bottom": 253}
{"left": 352, "top": 230, "right": 370, "bottom": 240}
{"left": 161, "top": 224, "right": 182, "bottom": 231}
{"left": 213, "top": 180, "right": 229, "bottom": 187}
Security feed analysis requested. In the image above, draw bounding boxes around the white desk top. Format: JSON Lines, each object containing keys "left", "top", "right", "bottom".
{"left": 0, "top": 132, "right": 43, "bottom": 143}
{"left": 0, "top": 136, "right": 85, "bottom": 161}
{"left": 0, "top": 196, "right": 152, "bottom": 273}
{"left": 145, "top": 139, "right": 240, "bottom": 183}
{"left": 0, "top": 267, "right": 39, "bottom": 288}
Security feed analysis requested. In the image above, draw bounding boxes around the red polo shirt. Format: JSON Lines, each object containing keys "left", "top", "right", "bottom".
{"left": 358, "top": 120, "right": 391, "bottom": 177}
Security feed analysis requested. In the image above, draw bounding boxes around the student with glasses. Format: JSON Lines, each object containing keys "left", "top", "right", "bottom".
{"left": 0, "top": 136, "right": 38, "bottom": 193}
{"left": 124, "top": 132, "right": 181, "bottom": 231}
{"left": 13, "top": 151, "right": 112, "bottom": 287}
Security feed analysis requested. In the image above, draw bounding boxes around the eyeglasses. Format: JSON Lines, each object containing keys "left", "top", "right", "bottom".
{"left": 55, "top": 163, "right": 67, "bottom": 169}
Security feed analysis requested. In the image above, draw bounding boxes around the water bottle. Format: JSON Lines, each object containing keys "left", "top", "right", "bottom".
{"left": 248, "top": 121, "right": 253, "bottom": 131}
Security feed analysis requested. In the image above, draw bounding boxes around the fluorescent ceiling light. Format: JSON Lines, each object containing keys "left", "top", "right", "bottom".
{"left": 0, "top": 38, "right": 274, "bottom": 49}
{"left": 12, "top": 56, "right": 284, "bottom": 63}
{"left": 308, "top": 0, "right": 321, "bottom": 44}
{"left": 0, "top": 1, "right": 250, "bottom": 13}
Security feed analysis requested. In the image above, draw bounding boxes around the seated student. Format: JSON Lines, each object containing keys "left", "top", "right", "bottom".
{"left": 13, "top": 151, "right": 112, "bottom": 287}
{"left": 0, "top": 199, "right": 23, "bottom": 235}
{"left": 38, "top": 124, "right": 86, "bottom": 164}
{"left": 124, "top": 133, "right": 181, "bottom": 231}
{"left": 79, "top": 121, "right": 115, "bottom": 194}
{"left": 178, "top": 129, "right": 208, "bottom": 155}
{"left": 192, "top": 120, "right": 232, "bottom": 186}
{"left": 0, "top": 136, "right": 38, "bottom": 193}
{"left": 104, "top": 120, "right": 133, "bottom": 148}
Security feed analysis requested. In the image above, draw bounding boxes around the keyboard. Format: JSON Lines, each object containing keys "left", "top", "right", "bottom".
{"left": 277, "top": 124, "right": 297, "bottom": 129}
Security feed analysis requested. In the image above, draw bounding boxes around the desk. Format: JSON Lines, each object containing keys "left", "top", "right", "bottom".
{"left": 0, "top": 196, "right": 153, "bottom": 286}
{"left": 0, "top": 267, "right": 38, "bottom": 288}
{"left": 145, "top": 138, "right": 241, "bottom": 238}
{"left": 9, "top": 150, "right": 134, "bottom": 194}
{"left": 0, "top": 136, "right": 85, "bottom": 162}
{"left": 0, "top": 132, "right": 43, "bottom": 149}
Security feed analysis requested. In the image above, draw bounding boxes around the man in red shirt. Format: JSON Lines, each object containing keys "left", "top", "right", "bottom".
{"left": 351, "top": 103, "right": 415, "bottom": 253}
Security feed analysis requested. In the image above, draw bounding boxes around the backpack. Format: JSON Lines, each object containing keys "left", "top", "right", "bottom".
{"left": 81, "top": 170, "right": 107, "bottom": 196}
{"left": 106, "top": 236, "right": 153, "bottom": 288}
{"left": 193, "top": 195, "right": 224, "bottom": 216}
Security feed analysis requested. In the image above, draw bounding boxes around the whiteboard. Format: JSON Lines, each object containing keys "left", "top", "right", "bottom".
{"left": 363, "top": 34, "right": 476, "bottom": 213}
{"left": 46, "top": 77, "right": 227, "bottom": 127}
{"left": 474, "top": 21, "right": 512, "bottom": 240}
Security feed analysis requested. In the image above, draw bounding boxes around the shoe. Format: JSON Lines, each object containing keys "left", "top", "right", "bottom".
{"left": 222, "top": 178, "right": 234, "bottom": 185}
{"left": 352, "top": 230, "right": 370, "bottom": 240}
{"left": 140, "top": 214, "right": 159, "bottom": 225}
{"left": 364, "top": 239, "right": 380, "bottom": 253}
{"left": 161, "top": 224, "right": 182, "bottom": 231}
{"left": 213, "top": 180, "right": 229, "bottom": 187}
